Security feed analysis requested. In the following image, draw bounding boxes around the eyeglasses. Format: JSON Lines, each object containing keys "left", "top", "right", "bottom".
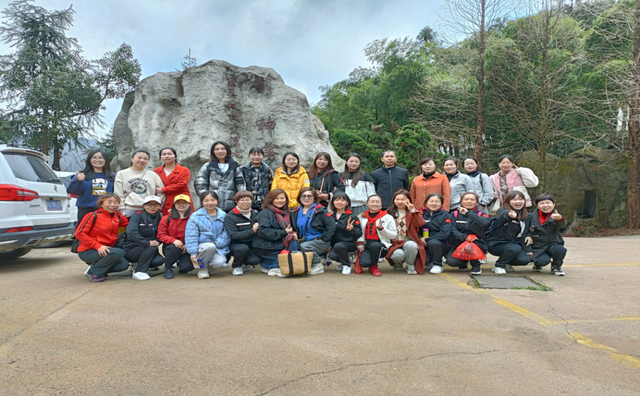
{"left": 300, "top": 194, "right": 314, "bottom": 199}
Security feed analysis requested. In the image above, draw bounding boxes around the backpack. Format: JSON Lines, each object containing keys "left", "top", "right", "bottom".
{"left": 71, "top": 212, "right": 98, "bottom": 253}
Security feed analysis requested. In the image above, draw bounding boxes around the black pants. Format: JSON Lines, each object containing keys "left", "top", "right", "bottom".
{"left": 125, "top": 245, "right": 165, "bottom": 273}
{"left": 358, "top": 240, "right": 386, "bottom": 268}
{"left": 534, "top": 244, "right": 566, "bottom": 268}
{"left": 162, "top": 244, "right": 193, "bottom": 273}
{"left": 489, "top": 242, "right": 530, "bottom": 267}
{"left": 426, "top": 239, "right": 449, "bottom": 266}
{"left": 329, "top": 242, "right": 357, "bottom": 266}
{"left": 229, "top": 243, "right": 261, "bottom": 268}
{"left": 77, "top": 207, "right": 95, "bottom": 224}
{"left": 446, "top": 241, "right": 488, "bottom": 268}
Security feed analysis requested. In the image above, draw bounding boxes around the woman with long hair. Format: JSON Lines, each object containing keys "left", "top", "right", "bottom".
{"left": 153, "top": 147, "right": 194, "bottom": 216}
{"left": 486, "top": 190, "right": 532, "bottom": 275}
{"left": 489, "top": 155, "right": 539, "bottom": 210}
{"left": 385, "top": 190, "right": 427, "bottom": 275}
{"left": 271, "top": 152, "right": 310, "bottom": 209}
{"left": 341, "top": 153, "right": 376, "bottom": 217}
{"left": 194, "top": 141, "right": 245, "bottom": 212}
{"left": 67, "top": 148, "right": 115, "bottom": 223}
{"left": 115, "top": 149, "right": 165, "bottom": 218}
{"left": 308, "top": 152, "right": 345, "bottom": 207}
{"left": 253, "top": 188, "right": 297, "bottom": 277}
{"left": 327, "top": 192, "right": 362, "bottom": 275}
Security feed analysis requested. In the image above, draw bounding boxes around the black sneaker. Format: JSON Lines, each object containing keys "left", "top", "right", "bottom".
{"left": 164, "top": 268, "right": 174, "bottom": 279}
{"left": 85, "top": 271, "right": 104, "bottom": 283}
{"left": 552, "top": 267, "right": 565, "bottom": 276}
{"left": 470, "top": 266, "right": 482, "bottom": 275}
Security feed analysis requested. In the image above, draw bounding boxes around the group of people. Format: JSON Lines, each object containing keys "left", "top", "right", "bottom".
{"left": 70, "top": 142, "right": 567, "bottom": 282}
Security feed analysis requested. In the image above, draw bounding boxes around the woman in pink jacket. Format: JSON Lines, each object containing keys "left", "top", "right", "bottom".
{"left": 489, "top": 155, "right": 539, "bottom": 211}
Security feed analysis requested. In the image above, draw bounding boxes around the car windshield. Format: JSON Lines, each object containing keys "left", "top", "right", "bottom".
{"left": 4, "top": 153, "right": 62, "bottom": 184}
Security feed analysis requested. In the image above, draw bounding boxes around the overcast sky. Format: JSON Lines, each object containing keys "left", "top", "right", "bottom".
{"left": 0, "top": 0, "right": 446, "bottom": 136}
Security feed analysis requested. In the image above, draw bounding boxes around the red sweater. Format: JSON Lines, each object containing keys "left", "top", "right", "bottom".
{"left": 154, "top": 163, "right": 194, "bottom": 216}
{"left": 157, "top": 212, "right": 191, "bottom": 245}
{"left": 74, "top": 209, "right": 128, "bottom": 252}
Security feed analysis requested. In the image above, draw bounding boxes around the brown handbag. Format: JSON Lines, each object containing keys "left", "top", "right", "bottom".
{"left": 278, "top": 251, "right": 314, "bottom": 276}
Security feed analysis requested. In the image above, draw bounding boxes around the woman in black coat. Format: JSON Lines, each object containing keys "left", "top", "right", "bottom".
{"left": 224, "top": 191, "right": 262, "bottom": 276}
{"left": 525, "top": 193, "right": 567, "bottom": 276}
{"left": 486, "top": 191, "right": 531, "bottom": 275}
{"left": 124, "top": 196, "right": 166, "bottom": 280}
{"left": 253, "top": 188, "right": 297, "bottom": 277}
{"left": 447, "top": 192, "right": 491, "bottom": 275}
{"left": 420, "top": 193, "right": 453, "bottom": 274}
{"left": 308, "top": 152, "right": 345, "bottom": 207}
{"left": 326, "top": 192, "right": 362, "bottom": 275}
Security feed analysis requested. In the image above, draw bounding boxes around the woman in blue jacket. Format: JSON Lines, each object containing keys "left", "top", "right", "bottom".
{"left": 67, "top": 149, "right": 115, "bottom": 223}
{"left": 185, "top": 191, "right": 231, "bottom": 279}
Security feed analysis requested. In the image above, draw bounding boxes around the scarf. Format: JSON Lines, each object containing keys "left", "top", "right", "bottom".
{"left": 237, "top": 206, "right": 252, "bottom": 220}
{"left": 467, "top": 171, "right": 480, "bottom": 178}
{"left": 538, "top": 210, "right": 552, "bottom": 225}
{"left": 268, "top": 204, "right": 294, "bottom": 247}
{"left": 364, "top": 210, "right": 387, "bottom": 240}
{"left": 446, "top": 171, "right": 459, "bottom": 181}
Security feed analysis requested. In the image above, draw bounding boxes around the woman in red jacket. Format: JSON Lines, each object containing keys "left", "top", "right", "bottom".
{"left": 75, "top": 193, "right": 129, "bottom": 282}
{"left": 154, "top": 147, "right": 194, "bottom": 216}
{"left": 157, "top": 194, "right": 194, "bottom": 279}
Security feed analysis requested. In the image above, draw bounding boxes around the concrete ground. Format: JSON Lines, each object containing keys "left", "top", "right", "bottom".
{"left": 1, "top": 236, "right": 639, "bottom": 396}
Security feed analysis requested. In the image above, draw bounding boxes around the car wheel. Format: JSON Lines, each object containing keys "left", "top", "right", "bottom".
{"left": 0, "top": 247, "right": 33, "bottom": 259}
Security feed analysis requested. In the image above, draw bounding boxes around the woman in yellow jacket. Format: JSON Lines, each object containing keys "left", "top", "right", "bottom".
{"left": 271, "top": 152, "right": 310, "bottom": 209}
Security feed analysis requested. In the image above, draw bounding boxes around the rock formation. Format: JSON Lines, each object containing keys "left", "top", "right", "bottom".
{"left": 112, "top": 60, "right": 343, "bottom": 194}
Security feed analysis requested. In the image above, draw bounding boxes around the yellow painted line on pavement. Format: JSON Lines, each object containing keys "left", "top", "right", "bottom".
{"left": 564, "top": 262, "right": 640, "bottom": 268}
{"left": 441, "top": 273, "right": 640, "bottom": 371}
{"left": 569, "top": 332, "right": 640, "bottom": 369}
{"left": 549, "top": 317, "right": 640, "bottom": 325}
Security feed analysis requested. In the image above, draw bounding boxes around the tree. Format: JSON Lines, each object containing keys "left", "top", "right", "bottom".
{"left": 179, "top": 48, "right": 197, "bottom": 70}
{"left": 0, "top": 0, "right": 141, "bottom": 170}
{"left": 584, "top": 0, "right": 640, "bottom": 228}
{"left": 440, "top": 0, "right": 514, "bottom": 165}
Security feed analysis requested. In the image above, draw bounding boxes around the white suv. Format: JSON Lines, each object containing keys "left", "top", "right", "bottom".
{"left": 0, "top": 145, "right": 75, "bottom": 259}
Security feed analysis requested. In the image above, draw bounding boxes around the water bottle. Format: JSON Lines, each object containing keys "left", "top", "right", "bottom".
{"left": 422, "top": 227, "right": 429, "bottom": 238}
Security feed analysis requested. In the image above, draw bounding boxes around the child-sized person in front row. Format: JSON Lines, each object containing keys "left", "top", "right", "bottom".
{"left": 525, "top": 193, "right": 567, "bottom": 276}
{"left": 355, "top": 195, "right": 397, "bottom": 276}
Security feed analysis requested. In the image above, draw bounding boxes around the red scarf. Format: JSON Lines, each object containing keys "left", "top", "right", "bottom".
{"left": 538, "top": 210, "right": 552, "bottom": 225}
{"left": 268, "top": 205, "right": 294, "bottom": 247}
{"left": 364, "top": 210, "right": 387, "bottom": 240}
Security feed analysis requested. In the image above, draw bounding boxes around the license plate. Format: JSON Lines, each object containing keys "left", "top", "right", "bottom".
{"left": 46, "top": 199, "right": 63, "bottom": 211}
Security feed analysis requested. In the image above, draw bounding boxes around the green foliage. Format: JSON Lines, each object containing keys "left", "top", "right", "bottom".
{"left": 0, "top": 0, "right": 141, "bottom": 169}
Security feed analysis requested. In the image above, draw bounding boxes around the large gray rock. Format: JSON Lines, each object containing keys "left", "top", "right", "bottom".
{"left": 112, "top": 59, "right": 343, "bottom": 181}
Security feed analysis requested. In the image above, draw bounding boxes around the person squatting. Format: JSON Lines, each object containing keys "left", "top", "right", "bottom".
{"left": 73, "top": 143, "right": 567, "bottom": 282}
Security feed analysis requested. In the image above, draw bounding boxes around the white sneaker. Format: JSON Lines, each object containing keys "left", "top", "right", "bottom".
{"left": 197, "top": 269, "right": 210, "bottom": 279}
{"left": 172, "top": 262, "right": 178, "bottom": 268}
{"left": 335, "top": 264, "right": 343, "bottom": 271}
{"left": 232, "top": 267, "right": 244, "bottom": 276}
{"left": 429, "top": 265, "right": 443, "bottom": 274}
{"left": 406, "top": 264, "right": 418, "bottom": 275}
{"left": 309, "top": 263, "right": 325, "bottom": 275}
{"left": 260, "top": 267, "right": 269, "bottom": 273}
{"left": 267, "top": 268, "right": 287, "bottom": 277}
{"left": 479, "top": 258, "right": 488, "bottom": 264}
{"left": 342, "top": 265, "right": 351, "bottom": 275}
{"left": 492, "top": 266, "right": 507, "bottom": 275}
{"left": 132, "top": 272, "right": 150, "bottom": 281}
{"left": 552, "top": 267, "right": 565, "bottom": 276}
{"left": 241, "top": 264, "right": 252, "bottom": 272}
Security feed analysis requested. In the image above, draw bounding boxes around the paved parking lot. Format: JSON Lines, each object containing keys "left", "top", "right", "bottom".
{"left": 1, "top": 236, "right": 639, "bottom": 395}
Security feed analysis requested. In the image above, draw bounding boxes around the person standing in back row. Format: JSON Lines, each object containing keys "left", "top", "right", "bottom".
{"left": 371, "top": 151, "right": 409, "bottom": 210}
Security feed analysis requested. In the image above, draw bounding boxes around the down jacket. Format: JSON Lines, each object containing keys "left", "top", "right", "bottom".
{"left": 271, "top": 166, "right": 310, "bottom": 209}
{"left": 157, "top": 207, "right": 193, "bottom": 245}
{"left": 184, "top": 207, "right": 230, "bottom": 256}
{"left": 194, "top": 158, "right": 245, "bottom": 212}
